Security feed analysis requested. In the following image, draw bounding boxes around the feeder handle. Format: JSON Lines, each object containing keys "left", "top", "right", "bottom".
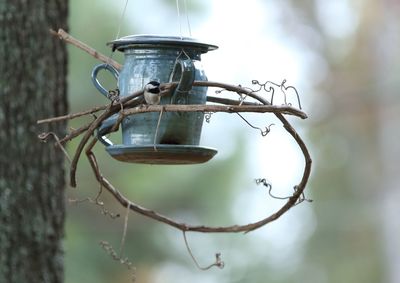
{"left": 170, "top": 58, "right": 195, "bottom": 104}
{"left": 91, "top": 63, "right": 120, "bottom": 98}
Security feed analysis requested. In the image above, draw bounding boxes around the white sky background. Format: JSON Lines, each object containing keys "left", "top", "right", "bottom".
{"left": 106, "top": 0, "right": 326, "bottom": 281}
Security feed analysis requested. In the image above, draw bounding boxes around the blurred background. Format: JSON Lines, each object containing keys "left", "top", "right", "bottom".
{"left": 65, "top": 0, "right": 400, "bottom": 282}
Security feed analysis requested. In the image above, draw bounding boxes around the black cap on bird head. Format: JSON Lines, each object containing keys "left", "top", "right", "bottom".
{"left": 145, "top": 80, "right": 161, "bottom": 93}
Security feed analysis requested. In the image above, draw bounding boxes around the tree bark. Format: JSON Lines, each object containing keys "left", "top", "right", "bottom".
{"left": 0, "top": 1, "right": 68, "bottom": 282}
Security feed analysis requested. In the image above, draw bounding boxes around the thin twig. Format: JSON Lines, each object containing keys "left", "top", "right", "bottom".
{"left": 183, "top": 231, "right": 225, "bottom": 270}
{"left": 37, "top": 91, "right": 143, "bottom": 125}
{"left": 207, "top": 96, "right": 260, "bottom": 106}
{"left": 70, "top": 105, "right": 113, "bottom": 187}
{"left": 37, "top": 103, "right": 109, "bottom": 124}
{"left": 72, "top": 139, "right": 120, "bottom": 219}
{"left": 59, "top": 123, "right": 91, "bottom": 144}
{"left": 69, "top": 90, "right": 144, "bottom": 187}
{"left": 120, "top": 204, "right": 130, "bottom": 257}
{"left": 50, "top": 28, "right": 122, "bottom": 71}
{"left": 255, "top": 178, "right": 290, "bottom": 200}
{"left": 99, "top": 241, "right": 135, "bottom": 272}
{"left": 38, "top": 132, "right": 71, "bottom": 163}
{"left": 236, "top": 113, "right": 274, "bottom": 136}
{"left": 153, "top": 106, "right": 164, "bottom": 151}
{"left": 121, "top": 103, "right": 307, "bottom": 119}
{"left": 110, "top": 111, "right": 124, "bottom": 133}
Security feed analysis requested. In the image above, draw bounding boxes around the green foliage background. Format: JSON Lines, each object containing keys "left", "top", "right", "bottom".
{"left": 65, "top": 0, "right": 400, "bottom": 283}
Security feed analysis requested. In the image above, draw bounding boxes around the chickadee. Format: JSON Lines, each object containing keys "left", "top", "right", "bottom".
{"left": 144, "top": 81, "right": 161, "bottom": 105}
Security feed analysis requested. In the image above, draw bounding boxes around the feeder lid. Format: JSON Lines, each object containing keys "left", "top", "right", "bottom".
{"left": 108, "top": 34, "right": 218, "bottom": 53}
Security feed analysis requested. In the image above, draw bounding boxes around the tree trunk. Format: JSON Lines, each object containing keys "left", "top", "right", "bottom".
{"left": 0, "top": 1, "right": 68, "bottom": 282}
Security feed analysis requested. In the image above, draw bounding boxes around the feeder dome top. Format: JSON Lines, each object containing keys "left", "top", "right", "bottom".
{"left": 108, "top": 34, "right": 218, "bottom": 53}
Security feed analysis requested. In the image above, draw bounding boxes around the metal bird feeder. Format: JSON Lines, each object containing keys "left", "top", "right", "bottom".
{"left": 91, "top": 34, "right": 218, "bottom": 164}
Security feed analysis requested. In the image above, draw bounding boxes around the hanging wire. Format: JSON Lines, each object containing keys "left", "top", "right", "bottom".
{"left": 115, "top": 0, "right": 130, "bottom": 40}
{"left": 107, "top": 0, "right": 130, "bottom": 65}
{"left": 176, "top": 0, "right": 193, "bottom": 38}
{"left": 176, "top": 0, "right": 183, "bottom": 38}
{"left": 183, "top": 0, "right": 192, "bottom": 37}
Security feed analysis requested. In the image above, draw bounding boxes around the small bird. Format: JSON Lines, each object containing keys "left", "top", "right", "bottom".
{"left": 144, "top": 81, "right": 161, "bottom": 105}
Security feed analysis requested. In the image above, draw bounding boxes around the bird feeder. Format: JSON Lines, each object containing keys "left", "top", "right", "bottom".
{"left": 91, "top": 34, "right": 218, "bottom": 164}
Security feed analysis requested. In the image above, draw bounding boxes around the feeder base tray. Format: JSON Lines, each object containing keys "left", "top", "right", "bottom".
{"left": 106, "top": 144, "right": 218, "bottom": 164}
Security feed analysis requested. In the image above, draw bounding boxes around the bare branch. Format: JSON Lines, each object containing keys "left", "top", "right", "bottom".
{"left": 85, "top": 123, "right": 311, "bottom": 234}
{"left": 69, "top": 90, "right": 144, "bottom": 187}
{"left": 50, "top": 28, "right": 122, "bottom": 71}
{"left": 37, "top": 103, "right": 109, "bottom": 124}
{"left": 122, "top": 104, "right": 307, "bottom": 119}
{"left": 43, "top": 28, "right": 312, "bottom": 235}
{"left": 59, "top": 123, "right": 91, "bottom": 144}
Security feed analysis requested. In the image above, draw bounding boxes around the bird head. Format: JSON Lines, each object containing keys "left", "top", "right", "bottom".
{"left": 145, "top": 81, "right": 161, "bottom": 94}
